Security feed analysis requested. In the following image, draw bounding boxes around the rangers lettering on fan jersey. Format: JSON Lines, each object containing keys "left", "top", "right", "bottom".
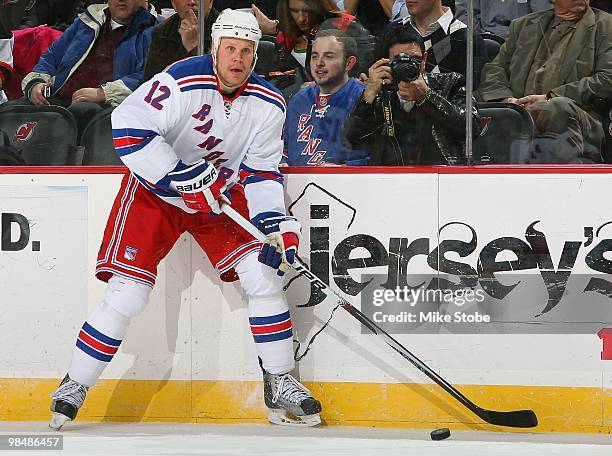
{"left": 111, "top": 54, "right": 287, "bottom": 220}
{"left": 284, "top": 78, "right": 369, "bottom": 166}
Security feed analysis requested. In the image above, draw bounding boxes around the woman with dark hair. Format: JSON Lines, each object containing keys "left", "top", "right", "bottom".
{"left": 253, "top": 0, "right": 370, "bottom": 76}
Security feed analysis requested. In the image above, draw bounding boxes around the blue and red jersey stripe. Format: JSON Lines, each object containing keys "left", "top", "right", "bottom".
{"left": 239, "top": 164, "right": 284, "bottom": 187}
{"left": 112, "top": 128, "right": 159, "bottom": 157}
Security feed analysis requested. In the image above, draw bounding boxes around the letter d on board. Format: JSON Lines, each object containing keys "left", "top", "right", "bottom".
{"left": 1, "top": 213, "right": 30, "bottom": 251}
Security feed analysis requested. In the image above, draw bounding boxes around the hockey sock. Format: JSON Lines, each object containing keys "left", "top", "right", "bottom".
{"left": 68, "top": 302, "right": 128, "bottom": 387}
{"left": 68, "top": 276, "right": 151, "bottom": 387}
{"left": 236, "top": 252, "right": 295, "bottom": 374}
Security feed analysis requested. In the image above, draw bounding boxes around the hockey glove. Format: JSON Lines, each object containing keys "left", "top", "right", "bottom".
{"left": 255, "top": 214, "right": 301, "bottom": 276}
{"left": 168, "top": 160, "right": 229, "bottom": 215}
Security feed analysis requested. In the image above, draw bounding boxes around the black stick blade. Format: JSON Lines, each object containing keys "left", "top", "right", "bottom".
{"left": 476, "top": 408, "right": 538, "bottom": 428}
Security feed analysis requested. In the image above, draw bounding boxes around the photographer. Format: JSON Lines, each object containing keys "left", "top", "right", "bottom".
{"left": 343, "top": 21, "right": 481, "bottom": 165}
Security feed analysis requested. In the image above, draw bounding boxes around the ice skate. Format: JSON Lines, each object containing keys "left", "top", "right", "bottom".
{"left": 263, "top": 371, "right": 322, "bottom": 427}
{"left": 49, "top": 374, "right": 88, "bottom": 430}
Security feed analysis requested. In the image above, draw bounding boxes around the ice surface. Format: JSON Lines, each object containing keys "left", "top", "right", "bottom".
{"left": 0, "top": 422, "right": 609, "bottom": 456}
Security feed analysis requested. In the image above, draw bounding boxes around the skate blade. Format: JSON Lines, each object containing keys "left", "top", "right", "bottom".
{"left": 268, "top": 409, "right": 321, "bottom": 427}
{"left": 49, "top": 412, "right": 70, "bottom": 431}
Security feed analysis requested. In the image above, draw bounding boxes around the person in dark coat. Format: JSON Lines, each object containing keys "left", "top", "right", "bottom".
{"left": 343, "top": 21, "right": 481, "bottom": 165}
{"left": 141, "top": 0, "right": 218, "bottom": 83}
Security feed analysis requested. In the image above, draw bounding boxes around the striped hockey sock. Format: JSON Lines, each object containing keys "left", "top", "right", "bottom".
{"left": 249, "top": 310, "right": 294, "bottom": 375}
{"left": 68, "top": 302, "right": 129, "bottom": 387}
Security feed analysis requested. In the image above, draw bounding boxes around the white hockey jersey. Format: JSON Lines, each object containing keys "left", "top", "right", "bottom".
{"left": 111, "top": 54, "right": 287, "bottom": 220}
{"left": 0, "top": 34, "right": 14, "bottom": 105}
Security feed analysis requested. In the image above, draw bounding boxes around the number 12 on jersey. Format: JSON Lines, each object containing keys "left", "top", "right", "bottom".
{"left": 144, "top": 80, "right": 171, "bottom": 110}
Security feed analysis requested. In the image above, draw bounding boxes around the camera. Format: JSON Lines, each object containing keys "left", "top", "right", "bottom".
{"left": 388, "top": 52, "right": 421, "bottom": 85}
{"left": 43, "top": 85, "right": 51, "bottom": 98}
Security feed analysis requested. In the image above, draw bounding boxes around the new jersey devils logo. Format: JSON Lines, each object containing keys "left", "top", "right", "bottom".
{"left": 480, "top": 116, "right": 492, "bottom": 136}
{"left": 13, "top": 122, "right": 37, "bottom": 142}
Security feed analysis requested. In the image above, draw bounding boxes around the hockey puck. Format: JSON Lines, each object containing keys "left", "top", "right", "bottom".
{"left": 430, "top": 428, "right": 451, "bottom": 440}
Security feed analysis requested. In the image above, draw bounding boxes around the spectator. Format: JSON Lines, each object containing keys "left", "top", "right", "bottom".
{"left": 285, "top": 29, "right": 368, "bottom": 166}
{"left": 391, "top": 0, "right": 455, "bottom": 20}
{"left": 17, "top": 0, "right": 98, "bottom": 31}
{"left": 5, "top": 26, "right": 63, "bottom": 101}
{"left": 477, "top": 0, "right": 612, "bottom": 163}
{"left": 141, "top": 0, "right": 218, "bottom": 84}
{"left": 455, "top": 0, "right": 552, "bottom": 37}
{"left": 343, "top": 21, "right": 481, "bottom": 165}
{"left": 252, "top": 0, "right": 372, "bottom": 77}
{"left": 214, "top": 0, "right": 276, "bottom": 18}
{"left": 0, "top": 25, "right": 13, "bottom": 105}
{"left": 389, "top": 0, "right": 485, "bottom": 86}
{"left": 20, "top": 0, "right": 157, "bottom": 138}
{"left": 344, "top": 0, "right": 393, "bottom": 36}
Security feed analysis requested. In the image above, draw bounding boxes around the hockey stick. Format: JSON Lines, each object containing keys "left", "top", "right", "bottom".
{"left": 221, "top": 204, "right": 538, "bottom": 428}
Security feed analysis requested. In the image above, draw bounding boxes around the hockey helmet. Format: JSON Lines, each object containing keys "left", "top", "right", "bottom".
{"left": 212, "top": 9, "right": 262, "bottom": 51}
{"left": 211, "top": 9, "right": 262, "bottom": 75}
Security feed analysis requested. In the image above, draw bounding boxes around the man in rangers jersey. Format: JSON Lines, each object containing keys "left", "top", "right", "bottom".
{"left": 284, "top": 29, "right": 369, "bottom": 166}
{"left": 48, "top": 9, "right": 322, "bottom": 430}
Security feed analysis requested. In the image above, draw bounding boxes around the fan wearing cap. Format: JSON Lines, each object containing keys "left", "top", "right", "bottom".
{"left": 47, "top": 9, "right": 322, "bottom": 430}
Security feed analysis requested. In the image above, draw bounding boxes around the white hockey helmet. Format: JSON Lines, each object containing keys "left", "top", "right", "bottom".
{"left": 211, "top": 9, "right": 262, "bottom": 73}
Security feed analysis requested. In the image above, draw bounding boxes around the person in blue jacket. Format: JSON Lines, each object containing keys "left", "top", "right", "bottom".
{"left": 21, "top": 0, "right": 157, "bottom": 137}
{"left": 284, "top": 29, "right": 369, "bottom": 166}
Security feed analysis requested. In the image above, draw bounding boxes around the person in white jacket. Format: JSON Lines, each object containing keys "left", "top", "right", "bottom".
{"left": 0, "top": 28, "right": 14, "bottom": 105}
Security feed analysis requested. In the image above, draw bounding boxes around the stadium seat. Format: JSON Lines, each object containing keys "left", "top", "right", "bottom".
{"left": 0, "top": 104, "right": 79, "bottom": 165}
{"left": 603, "top": 106, "right": 612, "bottom": 163}
{"left": 481, "top": 33, "right": 504, "bottom": 65}
{"left": 0, "top": 0, "right": 27, "bottom": 31}
{"left": 80, "top": 107, "right": 122, "bottom": 165}
{"left": 590, "top": 96, "right": 612, "bottom": 163}
{"left": 254, "top": 37, "right": 280, "bottom": 77}
{"left": 472, "top": 102, "right": 534, "bottom": 164}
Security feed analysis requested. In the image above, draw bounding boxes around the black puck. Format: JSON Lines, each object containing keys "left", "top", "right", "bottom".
{"left": 430, "top": 428, "right": 451, "bottom": 440}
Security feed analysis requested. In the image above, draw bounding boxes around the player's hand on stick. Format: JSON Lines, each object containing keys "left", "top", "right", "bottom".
{"left": 169, "top": 160, "right": 229, "bottom": 215}
{"left": 255, "top": 214, "right": 301, "bottom": 276}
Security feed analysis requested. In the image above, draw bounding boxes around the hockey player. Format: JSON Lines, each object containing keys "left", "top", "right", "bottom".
{"left": 49, "top": 9, "right": 322, "bottom": 429}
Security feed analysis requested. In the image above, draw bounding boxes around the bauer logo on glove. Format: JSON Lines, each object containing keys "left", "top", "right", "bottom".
{"left": 168, "top": 160, "right": 229, "bottom": 215}
{"left": 174, "top": 167, "right": 217, "bottom": 192}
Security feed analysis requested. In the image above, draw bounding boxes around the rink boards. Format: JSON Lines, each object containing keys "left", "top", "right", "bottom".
{"left": 0, "top": 166, "right": 611, "bottom": 433}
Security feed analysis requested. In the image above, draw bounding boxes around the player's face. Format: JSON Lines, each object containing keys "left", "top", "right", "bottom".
{"left": 310, "top": 36, "right": 348, "bottom": 90}
{"left": 288, "top": 0, "right": 312, "bottom": 33}
{"left": 108, "top": 0, "right": 147, "bottom": 24}
{"left": 216, "top": 37, "right": 255, "bottom": 90}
